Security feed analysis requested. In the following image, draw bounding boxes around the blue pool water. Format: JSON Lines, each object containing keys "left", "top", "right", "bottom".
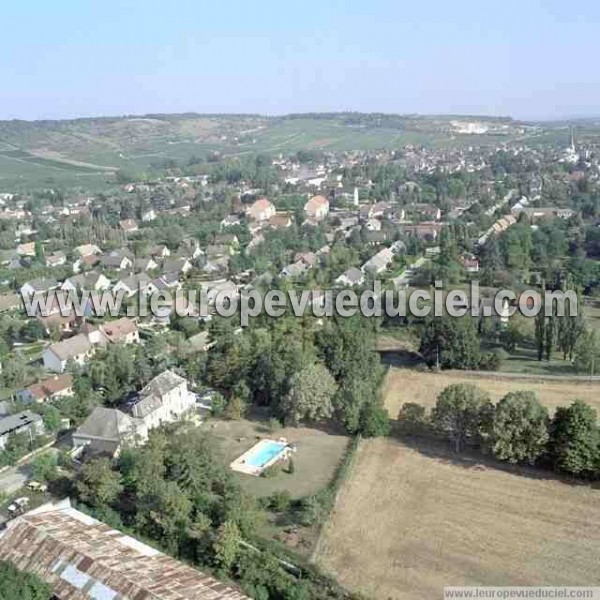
{"left": 246, "top": 441, "right": 288, "bottom": 468}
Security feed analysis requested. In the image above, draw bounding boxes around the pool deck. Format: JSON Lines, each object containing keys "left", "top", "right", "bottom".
{"left": 230, "top": 438, "right": 291, "bottom": 476}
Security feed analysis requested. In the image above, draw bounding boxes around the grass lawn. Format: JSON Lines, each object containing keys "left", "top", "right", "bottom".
{"left": 205, "top": 417, "right": 349, "bottom": 501}
{"left": 204, "top": 416, "right": 351, "bottom": 555}
{"left": 317, "top": 437, "right": 600, "bottom": 599}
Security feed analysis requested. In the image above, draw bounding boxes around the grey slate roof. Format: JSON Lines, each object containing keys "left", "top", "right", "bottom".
{"left": 74, "top": 406, "right": 141, "bottom": 441}
{"left": 140, "top": 370, "right": 186, "bottom": 398}
{"left": 0, "top": 411, "right": 42, "bottom": 437}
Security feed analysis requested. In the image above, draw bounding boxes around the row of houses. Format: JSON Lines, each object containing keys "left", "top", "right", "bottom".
{"left": 42, "top": 317, "right": 139, "bottom": 372}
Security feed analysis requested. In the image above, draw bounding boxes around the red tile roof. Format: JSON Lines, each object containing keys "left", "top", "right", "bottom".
{"left": 0, "top": 501, "right": 249, "bottom": 600}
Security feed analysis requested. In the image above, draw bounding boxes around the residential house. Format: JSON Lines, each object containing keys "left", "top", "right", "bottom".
{"left": 127, "top": 371, "right": 195, "bottom": 430}
{"left": 214, "top": 233, "right": 240, "bottom": 251}
{"left": 461, "top": 256, "right": 480, "bottom": 273}
{"left": 153, "top": 271, "right": 181, "bottom": 291}
{"left": 113, "top": 273, "right": 157, "bottom": 297}
{"left": 100, "top": 317, "right": 139, "bottom": 344}
{"left": 206, "top": 244, "right": 232, "bottom": 258}
{"left": 247, "top": 198, "right": 276, "bottom": 221}
{"left": 150, "top": 244, "right": 171, "bottom": 259}
{"left": 162, "top": 257, "right": 192, "bottom": 276}
{"left": 72, "top": 254, "right": 100, "bottom": 273}
{"left": 268, "top": 213, "right": 293, "bottom": 229}
{"left": 0, "top": 411, "right": 44, "bottom": 450}
{"left": 20, "top": 278, "right": 59, "bottom": 297}
{"left": 365, "top": 218, "right": 382, "bottom": 232}
{"left": 361, "top": 248, "right": 394, "bottom": 275}
{"left": 335, "top": 267, "right": 365, "bottom": 287}
{"left": 304, "top": 195, "right": 329, "bottom": 221}
{"left": 177, "top": 239, "right": 203, "bottom": 260}
{"left": 294, "top": 251, "right": 318, "bottom": 268}
{"left": 402, "top": 222, "right": 444, "bottom": 242}
{"left": 141, "top": 208, "right": 157, "bottom": 222}
{"left": 280, "top": 260, "right": 309, "bottom": 278}
{"left": 406, "top": 203, "right": 442, "bottom": 221}
{"left": 16, "top": 242, "right": 36, "bottom": 257}
{"left": 72, "top": 406, "right": 147, "bottom": 457}
{"left": 0, "top": 499, "right": 250, "bottom": 600}
{"left": 220, "top": 214, "right": 241, "bottom": 228}
{"left": 134, "top": 257, "right": 158, "bottom": 272}
{"left": 119, "top": 218, "right": 139, "bottom": 234}
{"left": 45, "top": 251, "right": 67, "bottom": 268}
{"left": 74, "top": 243, "right": 101, "bottom": 258}
{"left": 17, "top": 374, "right": 74, "bottom": 404}
{"left": 43, "top": 333, "right": 98, "bottom": 372}
{"left": 62, "top": 272, "right": 110, "bottom": 293}
{"left": 99, "top": 251, "right": 133, "bottom": 271}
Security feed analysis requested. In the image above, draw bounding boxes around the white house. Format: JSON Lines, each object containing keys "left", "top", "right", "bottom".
{"left": 128, "top": 371, "right": 195, "bottom": 430}
{"left": 62, "top": 272, "right": 110, "bottom": 293}
{"left": 43, "top": 334, "right": 94, "bottom": 373}
{"left": 361, "top": 248, "right": 394, "bottom": 275}
{"left": 100, "top": 317, "right": 140, "bottom": 345}
{"left": 304, "top": 195, "right": 329, "bottom": 221}
{"left": 335, "top": 267, "right": 365, "bottom": 287}
{"left": 246, "top": 198, "right": 275, "bottom": 222}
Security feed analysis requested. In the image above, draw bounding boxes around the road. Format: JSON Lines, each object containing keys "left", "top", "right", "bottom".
{"left": 0, "top": 463, "right": 32, "bottom": 495}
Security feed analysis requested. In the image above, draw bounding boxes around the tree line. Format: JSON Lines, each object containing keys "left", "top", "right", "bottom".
{"left": 398, "top": 383, "right": 599, "bottom": 478}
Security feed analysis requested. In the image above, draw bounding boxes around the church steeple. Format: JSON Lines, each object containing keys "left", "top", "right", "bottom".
{"left": 570, "top": 127, "right": 575, "bottom": 151}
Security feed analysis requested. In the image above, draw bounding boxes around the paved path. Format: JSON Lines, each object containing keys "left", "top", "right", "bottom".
{"left": 0, "top": 463, "right": 31, "bottom": 495}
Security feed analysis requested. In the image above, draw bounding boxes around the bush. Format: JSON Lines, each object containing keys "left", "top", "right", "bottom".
{"left": 261, "top": 463, "right": 280, "bottom": 479}
{"left": 286, "top": 457, "right": 295, "bottom": 474}
{"left": 397, "top": 402, "right": 430, "bottom": 435}
{"left": 210, "top": 392, "right": 226, "bottom": 417}
{"left": 268, "top": 490, "right": 292, "bottom": 512}
{"left": 267, "top": 417, "right": 281, "bottom": 433}
{"left": 224, "top": 396, "right": 246, "bottom": 420}
{"left": 359, "top": 403, "right": 391, "bottom": 438}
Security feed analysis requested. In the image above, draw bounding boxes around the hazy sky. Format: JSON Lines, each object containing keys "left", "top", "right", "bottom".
{"left": 2, "top": 0, "right": 599, "bottom": 121}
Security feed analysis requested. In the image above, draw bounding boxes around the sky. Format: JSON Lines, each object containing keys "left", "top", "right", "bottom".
{"left": 2, "top": 0, "right": 599, "bottom": 121}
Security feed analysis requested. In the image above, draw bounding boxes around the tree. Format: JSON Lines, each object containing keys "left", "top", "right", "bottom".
{"left": 41, "top": 405, "right": 62, "bottom": 434}
{"left": 75, "top": 458, "right": 123, "bottom": 508}
{"left": 359, "top": 403, "right": 391, "bottom": 438}
{"left": 549, "top": 401, "right": 599, "bottom": 476}
{"left": 3, "top": 432, "right": 30, "bottom": 465}
{"left": 282, "top": 362, "right": 337, "bottom": 425}
{"left": 420, "top": 316, "right": 481, "bottom": 369}
{"left": 573, "top": 330, "right": 600, "bottom": 375}
{"left": 135, "top": 479, "right": 192, "bottom": 553}
{"left": 2, "top": 354, "right": 28, "bottom": 388}
{"left": 500, "top": 320, "right": 523, "bottom": 352}
{"left": 0, "top": 560, "right": 51, "bottom": 600}
{"left": 30, "top": 452, "right": 58, "bottom": 482}
{"left": 433, "top": 384, "right": 493, "bottom": 452}
{"left": 534, "top": 310, "right": 546, "bottom": 361}
{"left": 213, "top": 520, "right": 241, "bottom": 574}
{"left": 491, "top": 391, "right": 549, "bottom": 464}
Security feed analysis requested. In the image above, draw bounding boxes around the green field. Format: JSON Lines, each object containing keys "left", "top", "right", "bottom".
{"left": 0, "top": 113, "right": 569, "bottom": 190}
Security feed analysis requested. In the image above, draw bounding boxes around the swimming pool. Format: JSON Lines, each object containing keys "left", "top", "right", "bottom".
{"left": 230, "top": 439, "right": 291, "bottom": 475}
{"left": 246, "top": 440, "right": 288, "bottom": 468}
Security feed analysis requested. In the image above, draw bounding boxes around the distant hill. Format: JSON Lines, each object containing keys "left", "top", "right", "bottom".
{"left": 0, "top": 112, "right": 547, "bottom": 191}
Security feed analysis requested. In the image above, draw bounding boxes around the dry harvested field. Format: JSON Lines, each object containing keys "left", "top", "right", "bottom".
{"left": 317, "top": 437, "right": 600, "bottom": 599}
{"left": 382, "top": 368, "right": 600, "bottom": 417}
